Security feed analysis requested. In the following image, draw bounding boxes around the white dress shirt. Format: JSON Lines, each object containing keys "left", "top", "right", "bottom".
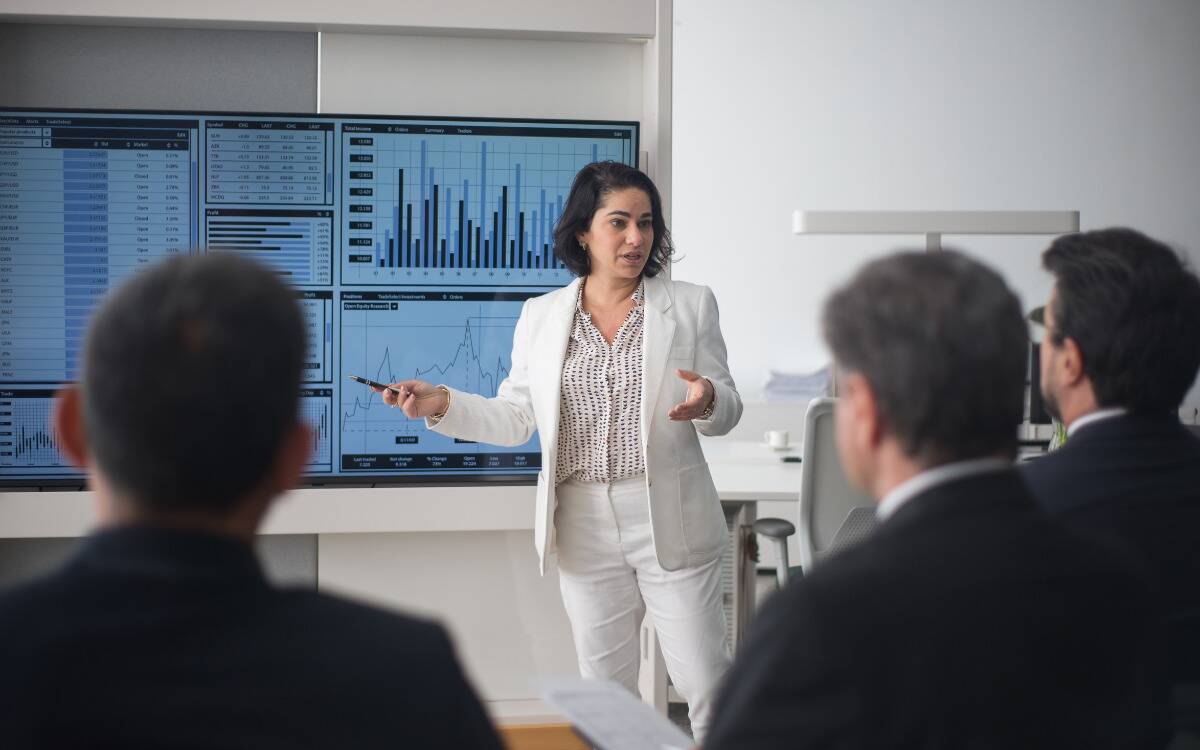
{"left": 1067, "top": 408, "right": 1127, "bottom": 437}
{"left": 875, "top": 457, "right": 1013, "bottom": 521}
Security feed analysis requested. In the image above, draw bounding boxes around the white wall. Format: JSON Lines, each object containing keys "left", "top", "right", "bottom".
{"left": 673, "top": 0, "right": 1200, "bottom": 400}
{"left": 319, "top": 530, "right": 579, "bottom": 716}
{"left": 320, "top": 34, "right": 645, "bottom": 121}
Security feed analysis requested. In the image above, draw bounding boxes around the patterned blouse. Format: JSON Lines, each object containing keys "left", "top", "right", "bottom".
{"left": 555, "top": 281, "right": 646, "bottom": 484}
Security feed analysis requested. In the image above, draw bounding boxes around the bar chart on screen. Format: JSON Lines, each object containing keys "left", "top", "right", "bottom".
{"left": 338, "top": 121, "right": 635, "bottom": 285}
{"left": 205, "top": 209, "right": 333, "bottom": 285}
{"left": 300, "top": 388, "right": 333, "bottom": 473}
{"left": 0, "top": 389, "right": 73, "bottom": 475}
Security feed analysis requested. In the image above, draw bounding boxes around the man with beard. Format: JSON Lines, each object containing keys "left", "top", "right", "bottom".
{"left": 1022, "top": 227, "right": 1200, "bottom": 705}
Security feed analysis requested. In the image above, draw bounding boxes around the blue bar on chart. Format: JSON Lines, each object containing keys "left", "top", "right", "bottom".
{"left": 204, "top": 208, "right": 333, "bottom": 285}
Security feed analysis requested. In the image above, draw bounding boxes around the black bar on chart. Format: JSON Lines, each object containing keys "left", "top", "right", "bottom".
{"left": 403, "top": 168, "right": 408, "bottom": 265}
{"left": 432, "top": 185, "right": 439, "bottom": 268}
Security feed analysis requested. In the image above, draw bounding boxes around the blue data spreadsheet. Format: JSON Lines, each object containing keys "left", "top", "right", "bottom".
{"left": 0, "top": 109, "right": 638, "bottom": 485}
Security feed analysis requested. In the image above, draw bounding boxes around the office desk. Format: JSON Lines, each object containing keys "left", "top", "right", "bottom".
{"left": 702, "top": 438, "right": 802, "bottom": 501}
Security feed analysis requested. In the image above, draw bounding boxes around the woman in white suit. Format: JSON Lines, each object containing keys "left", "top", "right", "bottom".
{"left": 377, "top": 161, "right": 741, "bottom": 739}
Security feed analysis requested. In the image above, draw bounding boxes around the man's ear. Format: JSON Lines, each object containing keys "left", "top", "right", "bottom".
{"left": 1058, "top": 336, "right": 1087, "bottom": 387}
{"left": 842, "top": 371, "right": 883, "bottom": 451}
{"left": 52, "top": 386, "right": 89, "bottom": 467}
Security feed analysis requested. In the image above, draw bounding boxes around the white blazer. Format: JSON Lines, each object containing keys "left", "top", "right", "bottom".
{"left": 430, "top": 274, "right": 743, "bottom": 574}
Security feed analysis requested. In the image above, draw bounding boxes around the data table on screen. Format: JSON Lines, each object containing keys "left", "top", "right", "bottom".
{"left": 0, "top": 119, "right": 198, "bottom": 383}
{"left": 299, "top": 291, "right": 334, "bottom": 383}
{"left": 205, "top": 120, "right": 334, "bottom": 206}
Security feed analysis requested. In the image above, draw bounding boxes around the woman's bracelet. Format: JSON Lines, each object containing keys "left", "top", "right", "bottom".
{"left": 429, "top": 385, "right": 451, "bottom": 423}
{"left": 698, "top": 378, "right": 716, "bottom": 420}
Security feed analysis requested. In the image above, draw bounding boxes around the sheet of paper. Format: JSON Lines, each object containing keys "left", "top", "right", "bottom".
{"left": 539, "top": 678, "right": 695, "bottom": 750}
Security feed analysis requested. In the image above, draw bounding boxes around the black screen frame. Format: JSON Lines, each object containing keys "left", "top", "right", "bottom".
{"left": 0, "top": 106, "right": 640, "bottom": 490}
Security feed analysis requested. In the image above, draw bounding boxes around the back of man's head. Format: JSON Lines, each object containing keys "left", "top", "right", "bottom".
{"left": 823, "top": 251, "right": 1027, "bottom": 466}
{"left": 1043, "top": 227, "right": 1200, "bottom": 414}
{"left": 82, "top": 254, "right": 305, "bottom": 513}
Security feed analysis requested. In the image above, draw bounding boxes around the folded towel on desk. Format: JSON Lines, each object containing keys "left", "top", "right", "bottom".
{"left": 763, "top": 366, "right": 831, "bottom": 403}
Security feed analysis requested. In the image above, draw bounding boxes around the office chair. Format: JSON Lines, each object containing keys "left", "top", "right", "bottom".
{"left": 754, "top": 398, "right": 878, "bottom": 587}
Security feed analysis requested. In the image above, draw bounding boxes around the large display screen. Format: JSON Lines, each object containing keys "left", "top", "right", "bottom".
{"left": 0, "top": 108, "right": 638, "bottom": 486}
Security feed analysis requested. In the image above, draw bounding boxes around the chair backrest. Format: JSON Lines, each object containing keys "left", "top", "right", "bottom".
{"left": 797, "top": 398, "right": 878, "bottom": 570}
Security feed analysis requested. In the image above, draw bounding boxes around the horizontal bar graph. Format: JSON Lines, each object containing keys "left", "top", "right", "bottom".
{"left": 205, "top": 209, "right": 333, "bottom": 285}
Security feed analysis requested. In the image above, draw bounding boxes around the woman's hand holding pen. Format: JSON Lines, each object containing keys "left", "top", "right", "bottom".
{"left": 667, "top": 369, "right": 715, "bottom": 421}
{"left": 372, "top": 380, "right": 448, "bottom": 420}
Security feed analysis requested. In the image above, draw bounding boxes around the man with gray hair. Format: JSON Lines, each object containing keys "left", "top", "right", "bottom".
{"left": 0, "top": 255, "right": 502, "bottom": 749}
{"left": 705, "top": 251, "right": 1163, "bottom": 749}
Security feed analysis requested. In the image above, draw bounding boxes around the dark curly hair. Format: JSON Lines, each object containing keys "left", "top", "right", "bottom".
{"left": 552, "top": 161, "right": 674, "bottom": 277}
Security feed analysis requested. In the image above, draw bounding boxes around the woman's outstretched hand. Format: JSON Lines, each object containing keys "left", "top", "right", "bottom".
{"left": 667, "top": 369, "right": 715, "bottom": 421}
{"left": 371, "top": 380, "right": 447, "bottom": 419}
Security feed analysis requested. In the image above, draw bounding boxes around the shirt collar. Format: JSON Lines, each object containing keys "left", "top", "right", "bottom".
{"left": 1067, "top": 407, "right": 1127, "bottom": 437}
{"left": 876, "top": 457, "right": 1012, "bottom": 521}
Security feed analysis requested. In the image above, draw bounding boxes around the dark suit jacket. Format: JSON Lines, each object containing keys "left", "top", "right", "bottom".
{"left": 0, "top": 526, "right": 503, "bottom": 750}
{"left": 706, "top": 469, "right": 1164, "bottom": 750}
{"left": 1020, "top": 413, "right": 1200, "bottom": 681}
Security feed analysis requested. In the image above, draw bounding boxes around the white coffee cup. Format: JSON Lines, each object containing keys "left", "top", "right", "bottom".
{"left": 764, "top": 429, "right": 790, "bottom": 449}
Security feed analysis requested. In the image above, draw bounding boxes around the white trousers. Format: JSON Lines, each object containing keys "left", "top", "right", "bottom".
{"left": 553, "top": 475, "right": 731, "bottom": 741}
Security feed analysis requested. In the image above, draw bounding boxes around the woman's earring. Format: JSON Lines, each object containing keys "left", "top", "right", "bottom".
{"left": 581, "top": 241, "right": 589, "bottom": 252}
